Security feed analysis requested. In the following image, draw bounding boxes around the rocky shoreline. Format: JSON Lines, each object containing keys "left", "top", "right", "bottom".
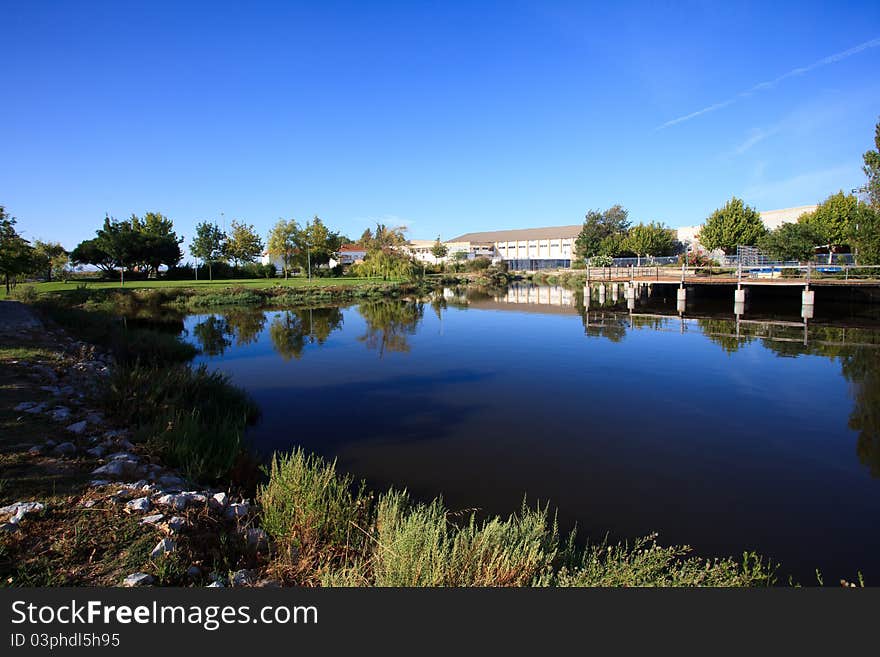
{"left": 0, "top": 302, "right": 275, "bottom": 587}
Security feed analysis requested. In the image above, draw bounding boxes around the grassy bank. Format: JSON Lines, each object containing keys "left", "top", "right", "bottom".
{"left": 1, "top": 276, "right": 404, "bottom": 299}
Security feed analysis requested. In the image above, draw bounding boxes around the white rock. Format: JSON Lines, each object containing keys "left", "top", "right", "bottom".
{"left": 50, "top": 407, "right": 72, "bottom": 421}
{"left": 123, "top": 573, "right": 154, "bottom": 587}
{"left": 25, "top": 402, "right": 49, "bottom": 414}
{"left": 225, "top": 502, "right": 250, "bottom": 520}
{"left": 14, "top": 401, "right": 37, "bottom": 412}
{"left": 0, "top": 501, "right": 45, "bottom": 524}
{"left": 89, "top": 480, "right": 111, "bottom": 487}
{"left": 52, "top": 442, "right": 77, "bottom": 456}
{"left": 107, "top": 452, "right": 137, "bottom": 461}
{"left": 125, "top": 497, "right": 152, "bottom": 513}
{"left": 92, "top": 461, "right": 126, "bottom": 478}
{"left": 206, "top": 580, "right": 225, "bottom": 588}
{"left": 209, "top": 492, "right": 228, "bottom": 510}
{"left": 140, "top": 514, "right": 164, "bottom": 526}
{"left": 155, "top": 493, "right": 189, "bottom": 511}
{"left": 66, "top": 420, "right": 88, "bottom": 434}
{"left": 167, "top": 516, "right": 186, "bottom": 533}
{"left": 181, "top": 492, "right": 207, "bottom": 505}
{"left": 150, "top": 538, "right": 176, "bottom": 558}
{"left": 28, "top": 445, "right": 45, "bottom": 455}
{"left": 159, "top": 475, "right": 186, "bottom": 490}
{"left": 86, "top": 446, "right": 106, "bottom": 458}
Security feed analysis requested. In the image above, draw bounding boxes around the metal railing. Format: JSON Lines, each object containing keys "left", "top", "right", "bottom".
{"left": 581, "top": 263, "right": 880, "bottom": 283}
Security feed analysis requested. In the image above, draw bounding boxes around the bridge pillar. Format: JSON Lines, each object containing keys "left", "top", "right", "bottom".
{"left": 611, "top": 284, "right": 619, "bottom": 302}
{"left": 734, "top": 301, "right": 745, "bottom": 316}
{"left": 802, "top": 288, "right": 815, "bottom": 305}
{"left": 625, "top": 284, "right": 636, "bottom": 300}
{"left": 801, "top": 304, "right": 814, "bottom": 319}
{"left": 676, "top": 287, "right": 686, "bottom": 303}
{"left": 734, "top": 288, "right": 746, "bottom": 303}
{"left": 598, "top": 284, "right": 606, "bottom": 304}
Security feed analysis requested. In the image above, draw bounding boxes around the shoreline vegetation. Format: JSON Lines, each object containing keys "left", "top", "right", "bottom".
{"left": 1, "top": 280, "right": 813, "bottom": 586}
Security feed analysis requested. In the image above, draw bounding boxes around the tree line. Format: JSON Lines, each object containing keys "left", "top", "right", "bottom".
{"left": 574, "top": 205, "right": 679, "bottom": 264}
{"left": 0, "top": 206, "right": 68, "bottom": 293}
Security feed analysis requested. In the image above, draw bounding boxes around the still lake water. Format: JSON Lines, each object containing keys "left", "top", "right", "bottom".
{"left": 180, "top": 284, "right": 880, "bottom": 582}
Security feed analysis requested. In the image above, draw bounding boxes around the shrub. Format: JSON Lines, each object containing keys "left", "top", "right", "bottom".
{"left": 589, "top": 255, "right": 613, "bottom": 267}
{"left": 259, "top": 449, "right": 372, "bottom": 579}
{"left": 9, "top": 285, "right": 38, "bottom": 302}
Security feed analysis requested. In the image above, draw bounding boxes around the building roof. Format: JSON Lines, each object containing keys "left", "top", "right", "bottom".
{"left": 448, "top": 225, "right": 582, "bottom": 243}
{"left": 339, "top": 244, "right": 367, "bottom": 252}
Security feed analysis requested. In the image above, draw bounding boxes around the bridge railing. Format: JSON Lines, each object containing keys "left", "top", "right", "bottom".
{"left": 582, "top": 264, "right": 880, "bottom": 283}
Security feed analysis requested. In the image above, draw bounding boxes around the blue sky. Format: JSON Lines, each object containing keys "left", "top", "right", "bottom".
{"left": 2, "top": 1, "right": 879, "bottom": 251}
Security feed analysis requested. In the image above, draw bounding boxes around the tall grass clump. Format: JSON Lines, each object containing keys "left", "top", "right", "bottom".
{"left": 104, "top": 363, "right": 258, "bottom": 482}
{"left": 259, "top": 450, "right": 777, "bottom": 587}
{"left": 259, "top": 449, "right": 373, "bottom": 582}
{"left": 331, "top": 492, "right": 559, "bottom": 586}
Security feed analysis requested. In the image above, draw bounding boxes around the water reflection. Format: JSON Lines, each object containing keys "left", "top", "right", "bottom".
{"left": 181, "top": 283, "right": 880, "bottom": 581}
{"left": 357, "top": 299, "right": 424, "bottom": 357}
{"left": 268, "top": 307, "right": 344, "bottom": 361}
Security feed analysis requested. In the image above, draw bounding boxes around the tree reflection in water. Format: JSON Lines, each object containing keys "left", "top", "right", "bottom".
{"left": 268, "top": 307, "right": 344, "bottom": 360}
{"left": 192, "top": 315, "right": 232, "bottom": 356}
{"left": 357, "top": 299, "right": 424, "bottom": 357}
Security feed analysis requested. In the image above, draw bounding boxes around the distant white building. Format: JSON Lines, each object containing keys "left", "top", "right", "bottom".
{"left": 445, "top": 226, "right": 580, "bottom": 269}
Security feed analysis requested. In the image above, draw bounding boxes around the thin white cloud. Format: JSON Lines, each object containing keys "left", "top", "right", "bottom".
{"left": 731, "top": 127, "right": 779, "bottom": 156}
{"left": 658, "top": 36, "right": 880, "bottom": 129}
{"left": 742, "top": 164, "right": 860, "bottom": 202}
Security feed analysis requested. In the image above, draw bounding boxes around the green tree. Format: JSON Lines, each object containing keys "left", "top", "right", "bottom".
{"left": 698, "top": 197, "right": 766, "bottom": 254}
{"left": 95, "top": 215, "right": 146, "bottom": 286}
{"left": 362, "top": 223, "right": 408, "bottom": 250}
{"left": 298, "top": 216, "right": 342, "bottom": 277}
{"left": 131, "top": 211, "right": 182, "bottom": 275}
{"left": 757, "top": 222, "right": 822, "bottom": 262}
{"left": 622, "top": 222, "right": 677, "bottom": 264}
{"left": 31, "top": 240, "right": 68, "bottom": 281}
{"left": 224, "top": 220, "right": 264, "bottom": 267}
{"left": 799, "top": 191, "right": 860, "bottom": 262}
{"left": 267, "top": 218, "right": 301, "bottom": 279}
{"left": 849, "top": 204, "right": 880, "bottom": 265}
{"left": 575, "top": 205, "right": 631, "bottom": 260}
{"left": 431, "top": 235, "right": 448, "bottom": 259}
{"left": 70, "top": 238, "right": 115, "bottom": 274}
{"left": 0, "top": 207, "right": 36, "bottom": 294}
{"left": 863, "top": 117, "right": 880, "bottom": 208}
{"left": 190, "top": 221, "right": 226, "bottom": 280}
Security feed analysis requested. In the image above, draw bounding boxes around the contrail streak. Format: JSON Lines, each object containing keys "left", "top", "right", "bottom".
{"left": 658, "top": 36, "right": 880, "bottom": 129}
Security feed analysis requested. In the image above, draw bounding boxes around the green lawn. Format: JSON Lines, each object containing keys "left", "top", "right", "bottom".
{"left": 2, "top": 276, "right": 402, "bottom": 299}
